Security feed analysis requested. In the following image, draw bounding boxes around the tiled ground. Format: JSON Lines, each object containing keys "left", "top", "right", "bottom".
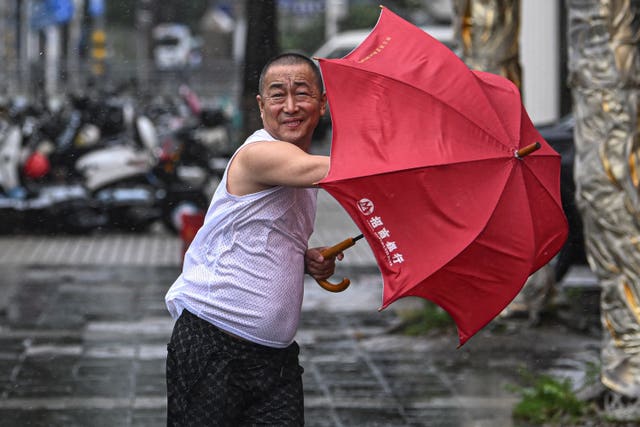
{"left": 0, "top": 265, "right": 602, "bottom": 427}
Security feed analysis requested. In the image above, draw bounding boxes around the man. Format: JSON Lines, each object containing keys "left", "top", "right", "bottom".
{"left": 165, "top": 53, "right": 339, "bottom": 426}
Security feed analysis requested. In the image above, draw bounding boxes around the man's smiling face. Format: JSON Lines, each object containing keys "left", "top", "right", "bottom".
{"left": 257, "top": 63, "right": 327, "bottom": 149}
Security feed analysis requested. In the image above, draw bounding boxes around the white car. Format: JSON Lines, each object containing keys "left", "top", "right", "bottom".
{"left": 153, "top": 24, "right": 195, "bottom": 70}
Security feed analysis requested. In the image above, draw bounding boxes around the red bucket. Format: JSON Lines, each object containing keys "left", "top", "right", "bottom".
{"left": 180, "top": 211, "right": 205, "bottom": 262}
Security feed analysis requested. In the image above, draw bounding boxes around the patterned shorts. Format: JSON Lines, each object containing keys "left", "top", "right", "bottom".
{"left": 166, "top": 310, "right": 304, "bottom": 426}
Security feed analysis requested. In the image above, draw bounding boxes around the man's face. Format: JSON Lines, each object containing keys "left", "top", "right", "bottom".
{"left": 257, "top": 63, "right": 327, "bottom": 148}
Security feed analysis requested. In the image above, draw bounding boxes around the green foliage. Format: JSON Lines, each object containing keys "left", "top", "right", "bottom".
{"left": 510, "top": 370, "right": 589, "bottom": 425}
{"left": 339, "top": 1, "right": 426, "bottom": 31}
{"left": 106, "top": 0, "right": 137, "bottom": 26}
{"left": 105, "top": 0, "right": 209, "bottom": 28}
{"left": 338, "top": 4, "right": 382, "bottom": 31}
{"left": 280, "top": 15, "right": 326, "bottom": 55}
{"left": 397, "top": 301, "right": 454, "bottom": 336}
{"left": 583, "top": 361, "right": 601, "bottom": 389}
{"left": 155, "top": 0, "right": 209, "bottom": 26}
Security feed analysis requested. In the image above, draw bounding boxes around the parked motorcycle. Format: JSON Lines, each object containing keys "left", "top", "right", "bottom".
{"left": 1, "top": 92, "right": 211, "bottom": 235}
{"left": 163, "top": 106, "right": 230, "bottom": 197}
{"left": 0, "top": 101, "right": 107, "bottom": 234}
{"left": 148, "top": 86, "right": 233, "bottom": 232}
{"left": 70, "top": 97, "right": 210, "bottom": 233}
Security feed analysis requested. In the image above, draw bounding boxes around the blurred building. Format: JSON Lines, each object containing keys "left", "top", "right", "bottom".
{"left": 199, "top": 4, "right": 235, "bottom": 62}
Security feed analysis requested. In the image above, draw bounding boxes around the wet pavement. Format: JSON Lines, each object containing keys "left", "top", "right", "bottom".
{"left": 0, "top": 191, "right": 601, "bottom": 426}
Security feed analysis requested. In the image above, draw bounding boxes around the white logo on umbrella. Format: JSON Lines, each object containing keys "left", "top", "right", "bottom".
{"left": 357, "top": 198, "right": 374, "bottom": 215}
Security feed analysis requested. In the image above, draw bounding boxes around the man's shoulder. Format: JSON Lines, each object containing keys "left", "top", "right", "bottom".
{"left": 231, "top": 129, "right": 275, "bottom": 160}
{"left": 245, "top": 129, "right": 276, "bottom": 144}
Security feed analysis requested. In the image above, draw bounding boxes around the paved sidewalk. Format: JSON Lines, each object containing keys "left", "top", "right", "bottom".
{"left": 0, "top": 264, "right": 600, "bottom": 427}
{"left": 0, "top": 189, "right": 602, "bottom": 426}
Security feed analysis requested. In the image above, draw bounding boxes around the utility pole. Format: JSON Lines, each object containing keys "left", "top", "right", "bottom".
{"left": 136, "top": 0, "right": 153, "bottom": 94}
{"left": 0, "top": 1, "right": 19, "bottom": 96}
{"left": 0, "top": 1, "right": 7, "bottom": 95}
{"left": 39, "top": 0, "right": 75, "bottom": 98}
{"left": 19, "top": 0, "right": 34, "bottom": 97}
{"left": 89, "top": 3, "right": 106, "bottom": 79}
{"left": 67, "top": 0, "right": 84, "bottom": 93}
{"left": 44, "top": 25, "right": 61, "bottom": 97}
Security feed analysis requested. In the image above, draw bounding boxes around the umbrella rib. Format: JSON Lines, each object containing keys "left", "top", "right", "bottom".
{"left": 324, "top": 154, "right": 561, "bottom": 183}
{"left": 520, "top": 159, "right": 567, "bottom": 214}
{"left": 459, "top": 160, "right": 564, "bottom": 268}
{"left": 327, "top": 61, "right": 512, "bottom": 151}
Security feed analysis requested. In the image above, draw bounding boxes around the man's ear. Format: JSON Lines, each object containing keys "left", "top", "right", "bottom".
{"left": 256, "top": 94, "right": 265, "bottom": 119}
{"left": 320, "top": 93, "right": 328, "bottom": 116}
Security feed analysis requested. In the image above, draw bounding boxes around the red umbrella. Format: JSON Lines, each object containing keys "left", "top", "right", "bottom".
{"left": 316, "top": 7, "right": 568, "bottom": 346}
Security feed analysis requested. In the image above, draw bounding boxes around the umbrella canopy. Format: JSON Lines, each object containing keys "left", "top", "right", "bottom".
{"left": 317, "top": 7, "right": 568, "bottom": 346}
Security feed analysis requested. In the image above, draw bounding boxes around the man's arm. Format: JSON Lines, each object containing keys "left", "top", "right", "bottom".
{"left": 228, "top": 141, "right": 330, "bottom": 196}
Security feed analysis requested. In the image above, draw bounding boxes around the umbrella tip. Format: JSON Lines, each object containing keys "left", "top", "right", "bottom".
{"left": 514, "top": 142, "right": 541, "bottom": 159}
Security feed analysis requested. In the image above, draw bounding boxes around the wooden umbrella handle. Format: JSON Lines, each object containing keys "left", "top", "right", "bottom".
{"left": 515, "top": 142, "right": 541, "bottom": 158}
{"left": 314, "top": 235, "right": 363, "bottom": 293}
{"left": 316, "top": 277, "right": 351, "bottom": 293}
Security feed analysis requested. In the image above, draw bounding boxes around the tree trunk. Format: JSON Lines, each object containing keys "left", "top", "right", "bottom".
{"left": 567, "top": 0, "right": 640, "bottom": 400}
{"left": 241, "top": 0, "right": 278, "bottom": 141}
{"left": 451, "top": 0, "right": 522, "bottom": 89}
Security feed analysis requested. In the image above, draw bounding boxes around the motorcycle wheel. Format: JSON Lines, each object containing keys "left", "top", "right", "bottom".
{"left": 161, "top": 191, "right": 209, "bottom": 234}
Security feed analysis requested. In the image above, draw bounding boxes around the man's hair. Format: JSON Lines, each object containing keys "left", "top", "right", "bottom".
{"left": 258, "top": 52, "right": 324, "bottom": 95}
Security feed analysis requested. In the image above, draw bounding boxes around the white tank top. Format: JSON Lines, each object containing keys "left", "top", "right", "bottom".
{"left": 165, "top": 129, "right": 318, "bottom": 348}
